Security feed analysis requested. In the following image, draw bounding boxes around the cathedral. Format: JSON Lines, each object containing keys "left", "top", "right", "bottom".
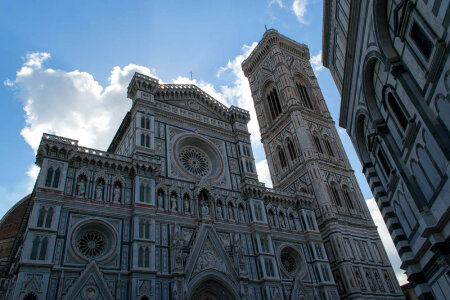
{"left": 0, "top": 30, "right": 404, "bottom": 300}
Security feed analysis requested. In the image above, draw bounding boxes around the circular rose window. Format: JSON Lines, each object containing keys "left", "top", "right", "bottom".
{"left": 71, "top": 220, "right": 117, "bottom": 262}
{"left": 178, "top": 146, "right": 210, "bottom": 177}
{"left": 278, "top": 246, "right": 305, "bottom": 276}
{"left": 173, "top": 134, "right": 223, "bottom": 180}
{"left": 281, "top": 251, "right": 297, "bottom": 273}
{"left": 77, "top": 231, "right": 106, "bottom": 258}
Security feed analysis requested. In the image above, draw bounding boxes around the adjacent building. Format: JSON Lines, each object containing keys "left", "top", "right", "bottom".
{"left": 322, "top": 1, "right": 450, "bottom": 299}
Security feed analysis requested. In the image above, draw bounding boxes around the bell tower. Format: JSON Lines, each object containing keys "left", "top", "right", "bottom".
{"left": 242, "top": 30, "right": 403, "bottom": 299}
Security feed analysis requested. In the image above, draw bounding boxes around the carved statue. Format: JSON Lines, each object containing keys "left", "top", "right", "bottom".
{"left": 171, "top": 193, "right": 177, "bottom": 212}
{"left": 238, "top": 206, "right": 245, "bottom": 223}
{"left": 157, "top": 192, "right": 164, "bottom": 209}
{"left": 113, "top": 184, "right": 121, "bottom": 203}
{"left": 183, "top": 197, "right": 190, "bottom": 213}
{"left": 228, "top": 205, "right": 234, "bottom": 220}
{"left": 77, "top": 178, "right": 86, "bottom": 197}
{"left": 95, "top": 182, "right": 103, "bottom": 200}
{"left": 216, "top": 204, "right": 223, "bottom": 218}
{"left": 201, "top": 200, "right": 209, "bottom": 215}
{"left": 279, "top": 215, "right": 286, "bottom": 228}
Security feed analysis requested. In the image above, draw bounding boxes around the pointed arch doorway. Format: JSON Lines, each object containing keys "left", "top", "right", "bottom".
{"left": 190, "top": 278, "right": 237, "bottom": 300}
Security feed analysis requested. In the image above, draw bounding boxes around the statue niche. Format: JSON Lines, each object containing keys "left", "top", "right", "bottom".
{"left": 113, "top": 181, "right": 122, "bottom": 203}
{"left": 76, "top": 175, "right": 88, "bottom": 198}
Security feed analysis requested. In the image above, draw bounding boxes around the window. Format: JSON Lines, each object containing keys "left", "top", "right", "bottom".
{"left": 30, "top": 236, "right": 48, "bottom": 261}
{"left": 313, "top": 135, "right": 323, "bottom": 154}
{"left": 286, "top": 138, "right": 297, "bottom": 160}
{"left": 324, "top": 139, "right": 335, "bottom": 157}
{"left": 410, "top": 21, "right": 433, "bottom": 60}
{"left": 141, "top": 116, "right": 145, "bottom": 128}
{"left": 342, "top": 188, "right": 355, "bottom": 210}
{"left": 52, "top": 169, "right": 60, "bottom": 188}
{"left": 145, "top": 118, "right": 150, "bottom": 130}
{"left": 387, "top": 92, "right": 408, "bottom": 131}
{"left": 37, "top": 207, "right": 53, "bottom": 228}
{"left": 266, "top": 88, "right": 283, "bottom": 120}
{"left": 260, "top": 236, "right": 270, "bottom": 253}
{"left": 254, "top": 201, "right": 264, "bottom": 222}
{"left": 139, "top": 184, "right": 151, "bottom": 203}
{"left": 140, "top": 133, "right": 145, "bottom": 146}
{"left": 316, "top": 244, "right": 324, "bottom": 259}
{"left": 145, "top": 134, "right": 150, "bottom": 148}
{"left": 45, "top": 167, "right": 53, "bottom": 187}
{"left": 296, "top": 83, "right": 313, "bottom": 110}
{"left": 45, "top": 207, "right": 53, "bottom": 228}
{"left": 321, "top": 264, "right": 331, "bottom": 281}
{"left": 139, "top": 220, "right": 150, "bottom": 239}
{"left": 277, "top": 147, "right": 288, "bottom": 169}
{"left": 377, "top": 149, "right": 391, "bottom": 176}
{"left": 138, "top": 246, "right": 150, "bottom": 268}
{"left": 264, "top": 258, "right": 275, "bottom": 277}
{"left": 330, "top": 184, "right": 343, "bottom": 207}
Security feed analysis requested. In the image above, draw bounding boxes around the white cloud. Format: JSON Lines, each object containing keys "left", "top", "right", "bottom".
{"left": 11, "top": 52, "right": 156, "bottom": 152}
{"left": 3, "top": 78, "right": 13, "bottom": 87}
{"left": 311, "top": 50, "right": 324, "bottom": 72}
{"left": 292, "top": 0, "right": 308, "bottom": 24}
{"left": 256, "top": 160, "right": 272, "bottom": 188}
{"left": 268, "top": 0, "right": 284, "bottom": 8}
{"left": 217, "top": 42, "right": 259, "bottom": 144}
{"left": 366, "top": 198, "right": 409, "bottom": 285}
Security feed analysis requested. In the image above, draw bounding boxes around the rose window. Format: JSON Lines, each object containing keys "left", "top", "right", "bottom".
{"left": 77, "top": 231, "right": 106, "bottom": 258}
{"left": 178, "top": 146, "right": 210, "bottom": 177}
{"left": 281, "top": 252, "right": 296, "bottom": 273}
{"left": 279, "top": 246, "right": 305, "bottom": 276}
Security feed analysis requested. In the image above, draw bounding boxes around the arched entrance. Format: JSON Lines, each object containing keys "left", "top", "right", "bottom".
{"left": 190, "top": 279, "right": 237, "bottom": 300}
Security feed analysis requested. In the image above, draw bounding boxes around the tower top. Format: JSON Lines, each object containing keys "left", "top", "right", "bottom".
{"left": 241, "top": 29, "right": 310, "bottom": 76}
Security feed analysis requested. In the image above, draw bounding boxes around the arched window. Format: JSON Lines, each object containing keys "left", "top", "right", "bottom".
{"left": 39, "top": 237, "right": 48, "bottom": 260}
{"left": 277, "top": 147, "right": 288, "bottom": 169}
{"left": 140, "top": 133, "right": 145, "bottom": 146}
{"left": 138, "top": 247, "right": 144, "bottom": 267}
{"left": 377, "top": 148, "right": 391, "bottom": 177}
{"left": 324, "top": 139, "right": 335, "bottom": 157}
{"left": 266, "top": 88, "right": 283, "bottom": 120}
{"left": 30, "top": 237, "right": 40, "bottom": 260}
{"left": 145, "top": 185, "right": 150, "bottom": 203}
{"left": 387, "top": 92, "right": 408, "bottom": 131}
{"left": 139, "top": 220, "right": 144, "bottom": 238}
{"left": 312, "top": 134, "right": 323, "bottom": 154}
{"left": 145, "top": 221, "right": 150, "bottom": 239}
{"left": 144, "top": 247, "right": 150, "bottom": 267}
{"left": 45, "top": 207, "right": 53, "bottom": 228}
{"left": 52, "top": 168, "right": 60, "bottom": 188}
{"left": 37, "top": 207, "right": 46, "bottom": 227}
{"left": 342, "top": 187, "right": 355, "bottom": 210}
{"left": 139, "top": 184, "right": 145, "bottom": 202}
{"left": 296, "top": 82, "right": 313, "bottom": 110}
{"left": 45, "top": 167, "right": 54, "bottom": 187}
{"left": 145, "top": 135, "right": 150, "bottom": 148}
{"left": 286, "top": 138, "right": 297, "bottom": 160}
{"left": 329, "top": 184, "right": 343, "bottom": 207}
{"left": 141, "top": 116, "right": 145, "bottom": 128}
{"left": 145, "top": 118, "right": 150, "bottom": 129}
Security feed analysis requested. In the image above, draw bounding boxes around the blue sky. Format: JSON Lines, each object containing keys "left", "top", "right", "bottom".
{"left": 0, "top": 0, "right": 407, "bottom": 284}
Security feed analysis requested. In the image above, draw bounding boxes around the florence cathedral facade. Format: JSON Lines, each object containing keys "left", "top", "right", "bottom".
{"left": 0, "top": 30, "right": 404, "bottom": 300}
